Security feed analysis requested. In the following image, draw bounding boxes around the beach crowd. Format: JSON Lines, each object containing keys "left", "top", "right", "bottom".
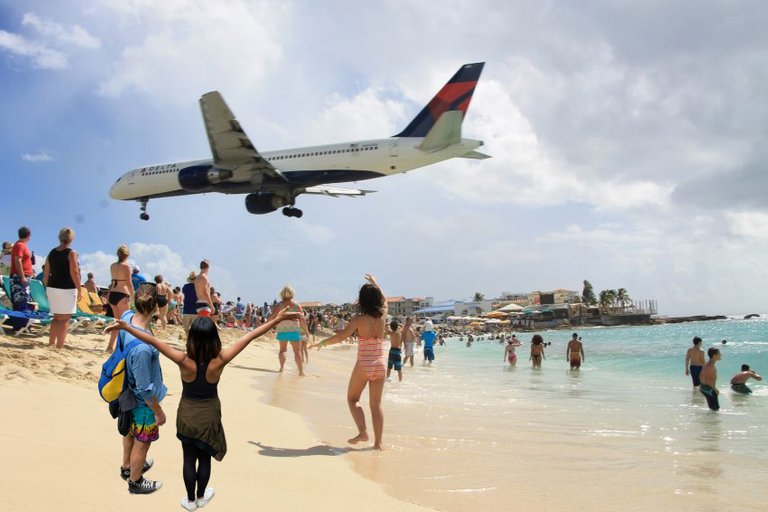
{"left": 1, "top": 224, "right": 763, "bottom": 511}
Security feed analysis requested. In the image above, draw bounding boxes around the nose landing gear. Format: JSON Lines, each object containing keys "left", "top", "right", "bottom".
{"left": 139, "top": 198, "right": 150, "bottom": 221}
{"left": 282, "top": 207, "right": 303, "bottom": 218}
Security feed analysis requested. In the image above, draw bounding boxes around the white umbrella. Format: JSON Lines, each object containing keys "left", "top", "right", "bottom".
{"left": 499, "top": 303, "right": 524, "bottom": 312}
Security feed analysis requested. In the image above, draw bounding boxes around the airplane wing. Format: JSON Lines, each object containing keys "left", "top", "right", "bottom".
{"left": 199, "top": 91, "right": 287, "bottom": 183}
{"left": 301, "top": 185, "right": 376, "bottom": 198}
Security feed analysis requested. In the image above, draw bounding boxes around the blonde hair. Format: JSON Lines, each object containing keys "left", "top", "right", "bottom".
{"left": 279, "top": 285, "right": 295, "bottom": 301}
{"left": 58, "top": 227, "right": 74, "bottom": 244}
{"left": 134, "top": 282, "right": 158, "bottom": 315}
{"left": 117, "top": 245, "right": 129, "bottom": 262}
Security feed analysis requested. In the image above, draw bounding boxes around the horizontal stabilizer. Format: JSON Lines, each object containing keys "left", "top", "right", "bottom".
{"left": 303, "top": 185, "right": 375, "bottom": 198}
{"left": 459, "top": 150, "right": 491, "bottom": 160}
{"left": 417, "top": 111, "right": 463, "bottom": 152}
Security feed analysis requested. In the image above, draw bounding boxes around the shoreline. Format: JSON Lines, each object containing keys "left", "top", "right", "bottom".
{"left": 0, "top": 326, "right": 435, "bottom": 512}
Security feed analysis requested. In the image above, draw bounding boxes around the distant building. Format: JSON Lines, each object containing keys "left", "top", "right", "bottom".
{"left": 299, "top": 301, "right": 324, "bottom": 313}
{"left": 386, "top": 296, "right": 430, "bottom": 317}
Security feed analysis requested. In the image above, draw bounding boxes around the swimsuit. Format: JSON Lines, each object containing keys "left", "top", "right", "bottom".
{"left": 689, "top": 365, "right": 703, "bottom": 387}
{"left": 156, "top": 296, "right": 168, "bottom": 308}
{"left": 731, "top": 382, "right": 752, "bottom": 394}
{"left": 404, "top": 341, "right": 415, "bottom": 357}
{"left": 196, "top": 301, "right": 212, "bottom": 316}
{"left": 357, "top": 335, "right": 386, "bottom": 381}
{"left": 507, "top": 352, "right": 517, "bottom": 364}
{"left": 387, "top": 347, "right": 402, "bottom": 371}
{"left": 275, "top": 303, "right": 302, "bottom": 342}
{"left": 570, "top": 357, "right": 581, "bottom": 369}
{"left": 699, "top": 384, "right": 720, "bottom": 411}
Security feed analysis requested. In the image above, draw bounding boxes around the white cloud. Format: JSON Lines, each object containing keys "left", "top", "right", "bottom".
{"left": 22, "top": 12, "right": 100, "bottom": 50}
{"left": 97, "top": 0, "right": 287, "bottom": 103}
{"left": 21, "top": 151, "right": 54, "bottom": 162}
{"left": 0, "top": 12, "right": 99, "bottom": 70}
{"left": 0, "top": 29, "right": 67, "bottom": 69}
{"left": 726, "top": 211, "right": 768, "bottom": 241}
{"left": 310, "top": 86, "right": 406, "bottom": 143}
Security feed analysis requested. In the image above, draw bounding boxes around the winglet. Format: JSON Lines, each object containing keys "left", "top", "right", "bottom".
{"left": 394, "top": 62, "right": 484, "bottom": 138}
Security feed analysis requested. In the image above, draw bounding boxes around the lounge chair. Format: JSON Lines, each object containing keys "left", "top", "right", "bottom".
{"left": 28, "top": 279, "right": 102, "bottom": 331}
{"left": 87, "top": 290, "right": 106, "bottom": 314}
{"left": 0, "top": 306, "right": 53, "bottom": 336}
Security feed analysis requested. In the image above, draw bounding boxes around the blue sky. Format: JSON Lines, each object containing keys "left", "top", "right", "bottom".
{"left": 1, "top": 0, "right": 767, "bottom": 315}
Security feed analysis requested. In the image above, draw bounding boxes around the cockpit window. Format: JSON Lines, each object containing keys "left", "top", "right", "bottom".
{"left": 115, "top": 176, "right": 122, "bottom": 183}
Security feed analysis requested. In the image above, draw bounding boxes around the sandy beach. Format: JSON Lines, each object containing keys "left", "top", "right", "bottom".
{"left": 0, "top": 326, "right": 434, "bottom": 512}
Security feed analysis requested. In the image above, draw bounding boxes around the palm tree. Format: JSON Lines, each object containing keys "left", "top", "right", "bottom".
{"left": 582, "top": 280, "right": 597, "bottom": 306}
{"left": 473, "top": 292, "right": 485, "bottom": 302}
{"left": 599, "top": 289, "right": 617, "bottom": 312}
{"left": 616, "top": 288, "right": 632, "bottom": 309}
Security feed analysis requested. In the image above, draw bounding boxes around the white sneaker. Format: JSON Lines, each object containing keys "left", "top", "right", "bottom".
{"left": 196, "top": 487, "right": 215, "bottom": 508}
{"left": 180, "top": 497, "right": 198, "bottom": 511}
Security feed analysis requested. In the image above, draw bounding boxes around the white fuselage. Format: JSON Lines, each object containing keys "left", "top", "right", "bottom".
{"left": 109, "top": 136, "right": 483, "bottom": 201}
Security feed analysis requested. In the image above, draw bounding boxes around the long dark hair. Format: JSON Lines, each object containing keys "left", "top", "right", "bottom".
{"left": 532, "top": 334, "right": 543, "bottom": 345}
{"left": 357, "top": 283, "right": 384, "bottom": 318}
{"left": 187, "top": 316, "right": 222, "bottom": 364}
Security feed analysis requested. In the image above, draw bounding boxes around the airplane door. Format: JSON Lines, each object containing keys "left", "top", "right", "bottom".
{"left": 389, "top": 141, "right": 398, "bottom": 157}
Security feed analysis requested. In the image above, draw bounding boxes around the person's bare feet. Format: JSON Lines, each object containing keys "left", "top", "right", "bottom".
{"left": 372, "top": 443, "right": 383, "bottom": 451}
{"left": 348, "top": 432, "right": 369, "bottom": 444}
{"left": 299, "top": 372, "right": 306, "bottom": 376}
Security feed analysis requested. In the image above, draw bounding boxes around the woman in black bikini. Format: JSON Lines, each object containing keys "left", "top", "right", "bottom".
{"left": 154, "top": 274, "right": 171, "bottom": 330}
{"left": 530, "top": 334, "right": 545, "bottom": 368}
{"left": 106, "top": 244, "right": 134, "bottom": 352}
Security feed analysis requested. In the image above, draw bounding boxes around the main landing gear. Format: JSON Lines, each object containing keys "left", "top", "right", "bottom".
{"left": 139, "top": 198, "right": 150, "bottom": 221}
{"left": 282, "top": 207, "right": 303, "bottom": 218}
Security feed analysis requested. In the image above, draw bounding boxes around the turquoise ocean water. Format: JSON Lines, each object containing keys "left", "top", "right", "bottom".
{"left": 262, "top": 317, "right": 768, "bottom": 511}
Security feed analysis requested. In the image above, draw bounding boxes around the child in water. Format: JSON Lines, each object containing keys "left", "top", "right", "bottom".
{"left": 310, "top": 274, "right": 387, "bottom": 450}
{"left": 106, "top": 307, "right": 301, "bottom": 510}
{"left": 387, "top": 320, "right": 403, "bottom": 382}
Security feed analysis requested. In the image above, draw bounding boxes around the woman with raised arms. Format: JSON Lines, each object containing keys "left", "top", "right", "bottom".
{"left": 310, "top": 274, "right": 387, "bottom": 450}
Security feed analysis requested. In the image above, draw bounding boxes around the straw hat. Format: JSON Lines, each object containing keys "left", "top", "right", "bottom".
{"left": 186, "top": 272, "right": 197, "bottom": 282}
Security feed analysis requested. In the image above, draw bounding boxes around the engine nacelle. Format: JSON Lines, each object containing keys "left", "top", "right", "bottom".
{"left": 178, "top": 165, "right": 233, "bottom": 192}
{"left": 245, "top": 192, "right": 289, "bottom": 214}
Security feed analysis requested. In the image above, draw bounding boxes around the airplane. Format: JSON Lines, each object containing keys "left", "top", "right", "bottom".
{"left": 109, "top": 62, "right": 489, "bottom": 220}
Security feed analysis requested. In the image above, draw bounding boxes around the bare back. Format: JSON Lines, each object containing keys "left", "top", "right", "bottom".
{"left": 700, "top": 360, "right": 717, "bottom": 388}
{"left": 195, "top": 273, "right": 211, "bottom": 303}
{"left": 389, "top": 330, "right": 403, "bottom": 349}
{"left": 109, "top": 261, "right": 132, "bottom": 296}
{"left": 353, "top": 314, "right": 386, "bottom": 339}
{"left": 686, "top": 347, "right": 705, "bottom": 366}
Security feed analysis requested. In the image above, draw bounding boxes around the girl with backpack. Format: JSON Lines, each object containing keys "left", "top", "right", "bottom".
{"left": 106, "top": 306, "right": 301, "bottom": 510}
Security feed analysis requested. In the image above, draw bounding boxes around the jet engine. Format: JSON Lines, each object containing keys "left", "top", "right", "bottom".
{"left": 178, "top": 165, "right": 233, "bottom": 192}
{"left": 245, "top": 192, "right": 290, "bottom": 214}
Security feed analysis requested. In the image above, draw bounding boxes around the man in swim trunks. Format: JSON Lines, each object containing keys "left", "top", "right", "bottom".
{"left": 730, "top": 364, "right": 762, "bottom": 394}
{"left": 402, "top": 316, "right": 417, "bottom": 367}
{"left": 699, "top": 347, "right": 721, "bottom": 411}
{"left": 181, "top": 272, "right": 198, "bottom": 333}
{"left": 194, "top": 260, "right": 213, "bottom": 317}
{"left": 387, "top": 320, "right": 403, "bottom": 381}
{"left": 566, "top": 333, "right": 584, "bottom": 369}
{"left": 685, "top": 336, "right": 706, "bottom": 388}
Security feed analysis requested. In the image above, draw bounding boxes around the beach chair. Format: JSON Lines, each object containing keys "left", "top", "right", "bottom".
{"left": 76, "top": 287, "right": 111, "bottom": 330}
{"left": 28, "top": 279, "right": 98, "bottom": 331}
{"left": 87, "top": 290, "right": 106, "bottom": 314}
{"left": 0, "top": 306, "right": 53, "bottom": 336}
